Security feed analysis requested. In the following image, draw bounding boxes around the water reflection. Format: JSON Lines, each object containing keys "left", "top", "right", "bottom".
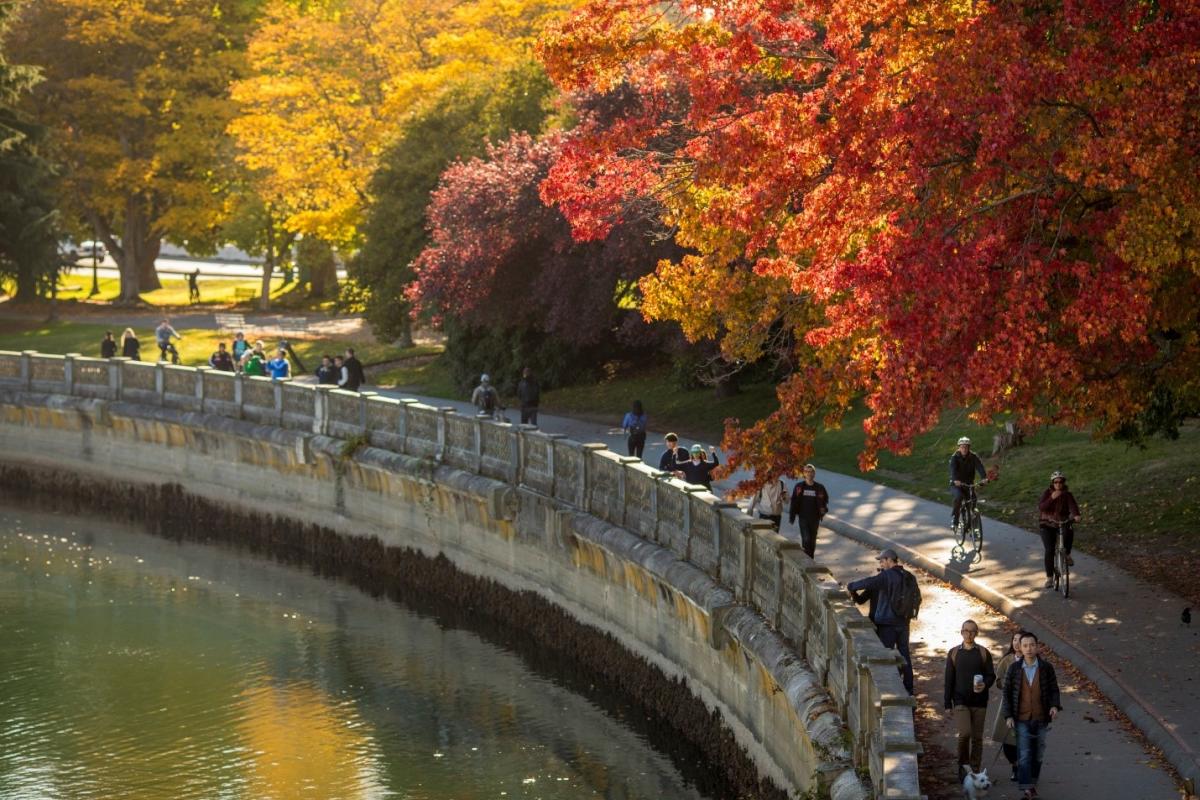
{"left": 0, "top": 509, "right": 712, "bottom": 800}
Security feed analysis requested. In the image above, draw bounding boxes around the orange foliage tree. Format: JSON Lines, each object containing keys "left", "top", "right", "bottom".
{"left": 538, "top": 0, "right": 1200, "bottom": 481}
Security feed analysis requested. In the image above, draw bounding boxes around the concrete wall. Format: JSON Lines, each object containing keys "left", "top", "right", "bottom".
{"left": 0, "top": 351, "right": 922, "bottom": 800}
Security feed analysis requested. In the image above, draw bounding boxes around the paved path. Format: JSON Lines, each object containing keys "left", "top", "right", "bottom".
{"left": 345, "top": 383, "right": 1190, "bottom": 797}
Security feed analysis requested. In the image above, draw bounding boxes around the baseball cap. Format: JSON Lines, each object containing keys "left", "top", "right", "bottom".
{"left": 877, "top": 548, "right": 899, "bottom": 561}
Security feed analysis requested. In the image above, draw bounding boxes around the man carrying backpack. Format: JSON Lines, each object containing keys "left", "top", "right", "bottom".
{"left": 471, "top": 374, "right": 500, "bottom": 419}
{"left": 848, "top": 548, "right": 919, "bottom": 694}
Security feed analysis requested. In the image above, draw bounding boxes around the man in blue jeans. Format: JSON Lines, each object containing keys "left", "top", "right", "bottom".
{"left": 848, "top": 548, "right": 914, "bottom": 694}
{"left": 1001, "top": 631, "right": 1062, "bottom": 799}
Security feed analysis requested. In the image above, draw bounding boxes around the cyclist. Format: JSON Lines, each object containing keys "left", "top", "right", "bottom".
{"left": 1037, "top": 471, "right": 1081, "bottom": 589}
{"left": 949, "top": 436, "right": 987, "bottom": 530}
{"left": 155, "top": 319, "right": 182, "bottom": 364}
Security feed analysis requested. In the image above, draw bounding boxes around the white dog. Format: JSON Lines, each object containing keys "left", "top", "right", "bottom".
{"left": 962, "top": 767, "right": 992, "bottom": 800}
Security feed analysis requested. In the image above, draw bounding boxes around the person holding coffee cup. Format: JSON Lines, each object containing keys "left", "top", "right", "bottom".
{"left": 945, "top": 619, "right": 996, "bottom": 777}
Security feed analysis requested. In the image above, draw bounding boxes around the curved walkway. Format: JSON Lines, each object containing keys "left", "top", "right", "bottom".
{"left": 356, "top": 383, "right": 1190, "bottom": 798}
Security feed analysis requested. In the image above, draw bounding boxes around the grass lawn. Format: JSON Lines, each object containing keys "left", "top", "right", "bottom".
{"left": 0, "top": 319, "right": 420, "bottom": 372}
{"left": 373, "top": 354, "right": 459, "bottom": 399}
{"left": 376, "top": 355, "right": 1199, "bottom": 601}
{"left": 53, "top": 273, "right": 288, "bottom": 307}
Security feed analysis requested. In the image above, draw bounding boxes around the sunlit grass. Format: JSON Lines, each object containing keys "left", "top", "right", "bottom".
{"left": 53, "top": 272, "right": 286, "bottom": 307}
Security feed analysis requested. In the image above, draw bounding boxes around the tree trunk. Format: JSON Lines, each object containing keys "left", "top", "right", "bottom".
{"left": 310, "top": 252, "right": 337, "bottom": 297}
{"left": 110, "top": 196, "right": 162, "bottom": 303}
{"left": 259, "top": 213, "right": 275, "bottom": 311}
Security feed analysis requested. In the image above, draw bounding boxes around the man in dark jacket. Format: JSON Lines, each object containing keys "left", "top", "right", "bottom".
{"left": 848, "top": 549, "right": 914, "bottom": 694}
{"left": 944, "top": 619, "right": 996, "bottom": 775}
{"left": 788, "top": 464, "right": 829, "bottom": 558}
{"left": 100, "top": 331, "right": 117, "bottom": 359}
{"left": 658, "top": 433, "right": 687, "bottom": 471}
{"left": 342, "top": 347, "right": 365, "bottom": 391}
{"left": 1002, "top": 632, "right": 1062, "bottom": 800}
{"left": 949, "top": 436, "right": 987, "bottom": 530}
{"left": 516, "top": 367, "right": 540, "bottom": 425}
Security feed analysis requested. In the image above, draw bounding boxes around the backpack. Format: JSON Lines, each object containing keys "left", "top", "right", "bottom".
{"left": 629, "top": 414, "right": 647, "bottom": 436}
{"left": 481, "top": 387, "right": 497, "bottom": 413}
{"left": 889, "top": 567, "right": 922, "bottom": 620}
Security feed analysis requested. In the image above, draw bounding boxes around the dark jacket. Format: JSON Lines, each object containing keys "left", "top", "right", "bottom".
{"left": 658, "top": 446, "right": 686, "bottom": 471}
{"left": 1038, "top": 487, "right": 1080, "bottom": 526}
{"left": 315, "top": 365, "right": 339, "bottom": 385}
{"left": 944, "top": 644, "right": 996, "bottom": 709}
{"left": 848, "top": 566, "right": 904, "bottom": 627}
{"left": 1001, "top": 657, "right": 1062, "bottom": 723}
{"left": 949, "top": 450, "right": 987, "bottom": 486}
{"left": 677, "top": 454, "right": 719, "bottom": 489}
{"left": 209, "top": 350, "right": 234, "bottom": 372}
{"left": 342, "top": 356, "right": 365, "bottom": 391}
{"left": 121, "top": 337, "right": 140, "bottom": 360}
{"left": 100, "top": 338, "right": 117, "bottom": 358}
{"left": 789, "top": 480, "right": 829, "bottom": 523}
{"left": 517, "top": 377, "right": 540, "bottom": 408}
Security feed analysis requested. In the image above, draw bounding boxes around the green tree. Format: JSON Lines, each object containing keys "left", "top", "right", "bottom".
{"left": 352, "top": 60, "right": 556, "bottom": 343}
{"left": 6, "top": 0, "right": 259, "bottom": 303}
{"left": 0, "top": 2, "right": 60, "bottom": 302}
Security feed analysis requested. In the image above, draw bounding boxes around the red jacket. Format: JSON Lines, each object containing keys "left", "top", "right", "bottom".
{"left": 1038, "top": 486, "right": 1080, "bottom": 525}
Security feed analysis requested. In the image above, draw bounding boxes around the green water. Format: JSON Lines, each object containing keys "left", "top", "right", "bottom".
{"left": 0, "top": 508, "right": 712, "bottom": 800}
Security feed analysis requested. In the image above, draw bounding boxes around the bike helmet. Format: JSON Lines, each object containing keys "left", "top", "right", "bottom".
{"left": 957, "top": 436, "right": 971, "bottom": 446}
{"left": 480, "top": 373, "right": 490, "bottom": 383}
{"left": 690, "top": 444, "right": 704, "bottom": 455}
{"left": 1050, "top": 470, "right": 1066, "bottom": 482}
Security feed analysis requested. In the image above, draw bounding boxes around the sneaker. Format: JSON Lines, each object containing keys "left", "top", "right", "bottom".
{"left": 1044, "top": 577, "right": 1054, "bottom": 589}
{"left": 1066, "top": 555, "right": 1075, "bottom": 566}
{"left": 1022, "top": 791, "right": 1035, "bottom": 800}
{"left": 1010, "top": 768, "right": 1018, "bottom": 782}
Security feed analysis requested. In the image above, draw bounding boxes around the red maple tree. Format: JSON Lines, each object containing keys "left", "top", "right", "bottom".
{"left": 539, "top": 0, "right": 1200, "bottom": 479}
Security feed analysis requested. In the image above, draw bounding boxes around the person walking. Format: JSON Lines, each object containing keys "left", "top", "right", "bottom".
{"left": 848, "top": 549, "right": 915, "bottom": 694}
{"left": 266, "top": 348, "right": 290, "bottom": 379}
{"left": 989, "top": 631, "right": 1023, "bottom": 782}
{"left": 342, "top": 347, "right": 365, "bottom": 391}
{"left": 676, "top": 444, "right": 720, "bottom": 490}
{"left": 100, "top": 331, "right": 117, "bottom": 359}
{"left": 944, "top": 619, "right": 996, "bottom": 777}
{"left": 788, "top": 464, "right": 829, "bottom": 558}
{"left": 949, "top": 436, "right": 987, "bottom": 530}
{"left": 516, "top": 367, "right": 540, "bottom": 425}
{"left": 208, "top": 343, "right": 234, "bottom": 372}
{"left": 748, "top": 474, "right": 786, "bottom": 531}
{"left": 621, "top": 400, "right": 648, "bottom": 459}
{"left": 658, "top": 432, "right": 687, "bottom": 471}
{"left": 187, "top": 268, "right": 200, "bottom": 303}
{"left": 1002, "top": 632, "right": 1062, "bottom": 800}
{"left": 1037, "top": 471, "right": 1081, "bottom": 589}
{"left": 120, "top": 328, "right": 140, "bottom": 361}
{"left": 471, "top": 374, "right": 500, "bottom": 417}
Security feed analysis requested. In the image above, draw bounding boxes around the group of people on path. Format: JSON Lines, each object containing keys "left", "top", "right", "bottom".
{"left": 97, "top": 323, "right": 366, "bottom": 390}
{"left": 848, "top": 549, "right": 1063, "bottom": 799}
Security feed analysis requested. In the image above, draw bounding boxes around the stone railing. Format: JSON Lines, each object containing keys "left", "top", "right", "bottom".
{"left": 0, "top": 350, "right": 920, "bottom": 799}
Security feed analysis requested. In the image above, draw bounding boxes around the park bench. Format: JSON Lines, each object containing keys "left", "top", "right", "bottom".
{"left": 213, "top": 312, "right": 247, "bottom": 332}
{"left": 233, "top": 288, "right": 257, "bottom": 304}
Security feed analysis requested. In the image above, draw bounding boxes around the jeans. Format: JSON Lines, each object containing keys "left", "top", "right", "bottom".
{"left": 757, "top": 513, "right": 781, "bottom": 532}
{"left": 796, "top": 516, "right": 819, "bottom": 558}
{"left": 875, "top": 624, "right": 914, "bottom": 694}
{"left": 1015, "top": 718, "right": 1050, "bottom": 789}
{"left": 950, "top": 485, "right": 967, "bottom": 526}
{"left": 1039, "top": 524, "right": 1073, "bottom": 577}
{"left": 627, "top": 432, "right": 645, "bottom": 458}
{"left": 520, "top": 406, "right": 538, "bottom": 425}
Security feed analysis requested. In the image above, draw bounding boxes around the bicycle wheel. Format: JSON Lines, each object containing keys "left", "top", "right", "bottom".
{"left": 1060, "top": 546, "right": 1071, "bottom": 598}
{"left": 953, "top": 516, "right": 967, "bottom": 547}
{"left": 971, "top": 511, "right": 984, "bottom": 553}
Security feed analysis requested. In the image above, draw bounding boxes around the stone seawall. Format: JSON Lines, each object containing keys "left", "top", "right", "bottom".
{"left": 0, "top": 351, "right": 922, "bottom": 800}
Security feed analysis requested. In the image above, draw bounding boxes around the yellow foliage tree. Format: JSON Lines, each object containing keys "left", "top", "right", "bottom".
{"left": 6, "top": 0, "right": 257, "bottom": 303}
{"left": 229, "top": 0, "right": 574, "bottom": 248}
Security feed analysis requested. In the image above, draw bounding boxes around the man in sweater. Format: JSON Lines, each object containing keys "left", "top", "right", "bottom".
{"left": 658, "top": 433, "right": 687, "bottom": 472}
{"left": 848, "top": 549, "right": 914, "bottom": 694}
{"left": 944, "top": 619, "right": 996, "bottom": 776}
{"left": 1002, "top": 632, "right": 1062, "bottom": 800}
{"left": 788, "top": 464, "right": 829, "bottom": 558}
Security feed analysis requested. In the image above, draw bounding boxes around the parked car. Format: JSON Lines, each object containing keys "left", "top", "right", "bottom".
{"left": 78, "top": 240, "right": 107, "bottom": 261}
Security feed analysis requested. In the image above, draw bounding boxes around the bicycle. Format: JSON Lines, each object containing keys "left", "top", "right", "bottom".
{"left": 158, "top": 341, "right": 181, "bottom": 365}
{"left": 1051, "top": 517, "right": 1074, "bottom": 598}
{"left": 952, "top": 481, "right": 986, "bottom": 556}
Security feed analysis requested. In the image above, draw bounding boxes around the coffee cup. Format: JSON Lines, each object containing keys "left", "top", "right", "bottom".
{"left": 973, "top": 673, "right": 984, "bottom": 690}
